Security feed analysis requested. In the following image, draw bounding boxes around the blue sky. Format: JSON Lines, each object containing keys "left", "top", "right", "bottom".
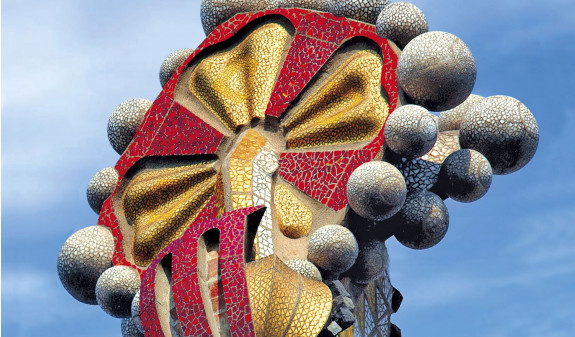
{"left": 2, "top": 1, "right": 574, "bottom": 336}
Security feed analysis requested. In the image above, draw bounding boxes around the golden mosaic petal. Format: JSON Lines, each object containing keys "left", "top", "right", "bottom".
{"left": 282, "top": 49, "right": 388, "bottom": 150}
{"left": 189, "top": 23, "right": 290, "bottom": 131}
{"left": 123, "top": 161, "right": 218, "bottom": 266}
{"left": 274, "top": 183, "right": 312, "bottom": 239}
{"left": 246, "top": 255, "right": 332, "bottom": 337}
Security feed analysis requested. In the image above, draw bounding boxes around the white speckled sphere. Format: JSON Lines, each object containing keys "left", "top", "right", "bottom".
{"left": 87, "top": 167, "right": 119, "bottom": 214}
{"left": 278, "top": 0, "right": 329, "bottom": 11}
{"left": 96, "top": 266, "right": 141, "bottom": 318}
{"left": 459, "top": 95, "right": 539, "bottom": 175}
{"left": 131, "top": 290, "right": 144, "bottom": 333}
{"left": 348, "top": 239, "right": 389, "bottom": 285}
{"left": 438, "top": 94, "right": 483, "bottom": 132}
{"left": 308, "top": 225, "right": 359, "bottom": 274}
{"left": 394, "top": 191, "right": 449, "bottom": 249}
{"left": 108, "top": 98, "right": 153, "bottom": 155}
{"left": 57, "top": 226, "right": 115, "bottom": 304}
{"left": 347, "top": 161, "right": 407, "bottom": 221}
{"left": 285, "top": 259, "right": 323, "bottom": 281}
{"left": 159, "top": 49, "right": 194, "bottom": 88}
{"left": 122, "top": 317, "right": 145, "bottom": 337}
{"left": 385, "top": 104, "right": 438, "bottom": 159}
{"left": 201, "top": 0, "right": 279, "bottom": 35}
{"left": 376, "top": 2, "right": 428, "bottom": 48}
{"left": 329, "top": 0, "right": 390, "bottom": 24}
{"left": 438, "top": 149, "right": 492, "bottom": 202}
{"left": 397, "top": 31, "right": 476, "bottom": 111}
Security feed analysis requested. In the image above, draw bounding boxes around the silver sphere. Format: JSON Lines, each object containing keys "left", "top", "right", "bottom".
{"left": 87, "top": 167, "right": 119, "bottom": 214}
{"left": 328, "top": 0, "right": 390, "bottom": 24}
{"left": 122, "top": 318, "right": 145, "bottom": 337}
{"left": 394, "top": 191, "right": 449, "bottom": 249}
{"left": 438, "top": 149, "right": 492, "bottom": 202}
{"left": 397, "top": 31, "right": 477, "bottom": 111}
{"left": 308, "top": 225, "right": 359, "bottom": 274}
{"left": 459, "top": 95, "right": 539, "bottom": 175}
{"left": 108, "top": 98, "right": 153, "bottom": 155}
{"left": 285, "top": 259, "right": 323, "bottom": 281}
{"left": 131, "top": 290, "right": 144, "bottom": 333}
{"left": 200, "top": 0, "right": 279, "bottom": 35}
{"left": 96, "top": 266, "right": 141, "bottom": 318}
{"left": 384, "top": 104, "right": 438, "bottom": 159}
{"left": 438, "top": 94, "right": 483, "bottom": 132}
{"left": 348, "top": 239, "right": 389, "bottom": 285}
{"left": 57, "top": 226, "right": 115, "bottom": 304}
{"left": 376, "top": 2, "right": 428, "bottom": 49}
{"left": 347, "top": 161, "right": 407, "bottom": 221}
{"left": 278, "top": 0, "right": 329, "bottom": 11}
{"left": 159, "top": 49, "right": 194, "bottom": 87}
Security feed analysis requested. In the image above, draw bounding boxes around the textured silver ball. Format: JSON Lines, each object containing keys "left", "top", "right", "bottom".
{"left": 394, "top": 191, "right": 449, "bottom": 249}
{"left": 285, "top": 259, "right": 323, "bottom": 281}
{"left": 159, "top": 49, "right": 194, "bottom": 88}
{"left": 347, "top": 161, "right": 407, "bottom": 221}
{"left": 385, "top": 104, "right": 438, "bottom": 159}
{"left": 57, "top": 226, "right": 115, "bottom": 305}
{"left": 438, "top": 94, "right": 483, "bottom": 132}
{"left": 348, "top": 240, "right": 388, "bottom": 285}
{"left": 122, "top": 318, "right": 145, "bottom": 337}
{"left": 459, "top": 95, "right": 539, "bottom": 175}
{"left": 376, "top": 2, "right": 428, "bottom": 49}
{"left": 328, "top": 0, "right": 390, "bottom": 24}
{"left": 308, "top": 225, "right": 359, "bottom": 274}
{"left": 87, "top": 167, "right": 119, "bottom": 214}
{"left": 108, "top": 98, "right": 153, "bottom": 155}
{"left": 131, "top": 290, "right": 144, "bottom": 333}
{"left": 397, "top": 31, "right": 477, "bottom": 111}
{"left": 200, "top": 0, "right": 279, "bottom": 35}
{"left": 438, "top": 149, "right": 492, "bottom": 202}
{"left": 96, "top": 266, "right": 141, "bottom": 318}
{"left": 278, "top": 0, "right": 329, "bottom": 11}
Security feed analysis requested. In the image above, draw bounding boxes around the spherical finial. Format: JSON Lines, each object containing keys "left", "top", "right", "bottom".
{"left": 376, "top": 2, "right": 428, "bottom": 49}
{"left": 347, "top": 161, "right": 407, "bottom": 221}
{"left": 131, "top": 290, "right": 144, "bottom": 333}
{"left": 96, "top": 266, "right": 141, "bottom": 318}
{"left": 347, "top": 239, "right": 388, "bottom": 285}
{"left": 397, "top": 31, "right": 476, "bottom": 111}
{"left": 394, "top": 191, "right": 449, "bottom": 249}
{"left": 159, "top": 49, "right": 194, "bottom": 87}
{"left": 57, "top": 226, "right": 115, "bottom": 304}
{"left": 201, "top": 0, "right": 279, "bottom": 35}
{"left": 328, "top": 0, "right": 390, "bottom": 24}
{"left": 107, "top": 98, "right": 153, "bottom": 155}
{"left": 278, "top": 0, "right": 329, "bottom": 11}
{"left": 438, "top": 94, "right": 483, "bottom": 132}
{"left": 438, "top": 149, "right": 492, "bottom": 202}
{"left": 87, "top": 167, "right": 119, "bottom": 214}
{"left": 308, "top": 225, "right": 359, "bottom": 274}
{"left": 384, "top": 104, "right": 438, "bottom": 159}
{"left": 285, "top": 259, "right": 323, "bottom": 281}
{"left": 459, "top": 95, "right": 539, "bottom": 175}
{"left": 121, "top": 318, "right": 145, "bottom": 337}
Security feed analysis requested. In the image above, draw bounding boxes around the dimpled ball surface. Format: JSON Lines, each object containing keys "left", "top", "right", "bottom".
{"left": 87, "top": 167, "right": 119, "bottom": 214}
{"left": 348, "top": 239, "right": 389, "bottom": 285}
{"left": 159, "top": 49, "right": 194, "bottom": 87}
{"left": 57, "top": 226, "right": 115, "bottom": 304}
{"left": 329, "top": 0, "right": 390, "bottom": 24}
{"left": 278, "top": 0, "right": 329, "bottom": 11}
{"left": 397, "top": 31, "right": 476, "bottom": 111}
{"left": 394, "top": 191, "right": 449, "bottom": 249}
{"left": 384, "top": 104, "right": 437, "bottom": 159}
{"left": 201, "top": 0, "right": 279, "bottom": 34}
{"left": 285, "top": 259, "right": 323, "bottom": 281}
{"left": 96, "top": 266, "right": 141, "bottom": 318}
{"left": 121, "top": 318, "right": 145, "bottom": 337}
{"left": 131, "top": 290, "right": 144, "bottom": 333}
{"left": 308, "top": 225, "right": 359, "bottom": 274}
{"left": 459, "top": 95, "right": 539, "bottom": 175}
{"left": 439, "top": 149, "right": 492, "bottom": 202}
{"left": 376, "top": 2, "right": 428, "bottom": 48}
{"left": 107, "top": 98, "right": 153, "bottom": 155}
{"left": 438, "top": 94, "right": 483, "bottom": 132}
